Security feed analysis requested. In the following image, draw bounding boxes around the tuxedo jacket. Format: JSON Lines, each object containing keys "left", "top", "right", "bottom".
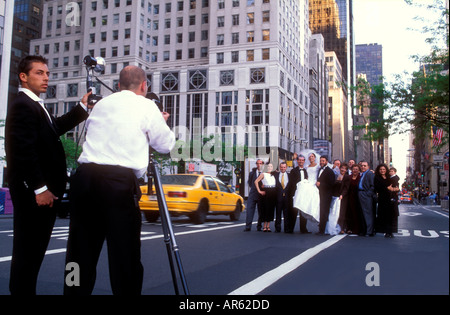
{"left": 247, "top": 168, "right": 263, "bottom": 197}
{"left": 317, "top": 166, "right": 336, "bottom": 197}
{"left": 5, "top": 92, "right": 89, "bottom": 198}
{"left": 288, "top": 166, "right": 308, "bottom": 197}
{"left": 272, "top": 171, "right": 292, "bottom": 199}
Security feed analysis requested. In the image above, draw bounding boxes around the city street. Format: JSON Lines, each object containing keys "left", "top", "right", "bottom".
{"left": 0, "top": 202, "right": 448, "bottom": 295}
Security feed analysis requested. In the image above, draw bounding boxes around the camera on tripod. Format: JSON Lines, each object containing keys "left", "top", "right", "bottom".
{"left": 83, "top": 55, "right": 106, "bottom": 106}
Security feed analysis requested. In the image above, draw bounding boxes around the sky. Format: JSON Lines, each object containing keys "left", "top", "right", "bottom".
{"left": 353, "top": 0, "right": 443, "bottom": 182}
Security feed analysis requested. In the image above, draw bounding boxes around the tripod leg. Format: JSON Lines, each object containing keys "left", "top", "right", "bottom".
{"left": 157, "top": 196, "right": 180, "bottom": 295}
{"left": 150, "top": 158, "right": 189, "bottom": 295}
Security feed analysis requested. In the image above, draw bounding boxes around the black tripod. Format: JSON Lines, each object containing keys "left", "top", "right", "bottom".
{"left": 147, "top": 154, "right": 189, "bottom": 295}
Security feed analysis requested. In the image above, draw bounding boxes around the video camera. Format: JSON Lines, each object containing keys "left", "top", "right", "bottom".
{"left": 83, "top": 55, "right": 107, "bottom": 106}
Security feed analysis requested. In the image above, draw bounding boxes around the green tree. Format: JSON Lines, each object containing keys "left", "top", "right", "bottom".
{"left": 353, "top": 0, "right": 449, "bottom": 151}
{"left": 60, "top": 136, "right": 82, "bottom": 170}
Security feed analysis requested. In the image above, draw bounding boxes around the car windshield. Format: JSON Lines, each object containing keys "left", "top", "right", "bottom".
{"left": 160, "top": 175, "right": 199, "bottom": 186}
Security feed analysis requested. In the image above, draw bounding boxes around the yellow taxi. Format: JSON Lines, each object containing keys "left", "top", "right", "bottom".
{"left": 140, "top": 174, "right": 245, "bottom": 224}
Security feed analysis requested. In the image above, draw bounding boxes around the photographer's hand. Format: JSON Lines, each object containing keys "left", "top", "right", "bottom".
{"left": 161, "top": 111, "right": 170, "bottom": 121}
{"left": 82, "top": 90, "right": 93, "bottom": 109}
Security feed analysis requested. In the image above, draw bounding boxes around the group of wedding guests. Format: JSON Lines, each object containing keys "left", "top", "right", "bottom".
{"left": 244, "top": 153, "right": 401, "bottom": 238}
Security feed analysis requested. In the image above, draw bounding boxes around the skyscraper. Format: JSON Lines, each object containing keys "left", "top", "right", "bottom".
{"left": 309, "top": 0, "right": 355, "bottom": 92}
{"left": 309, "top": 0, "right": 355, "bottom": 159}
{"left": 355, "top": 43, "right": 383, "bottom": 92}
{"left": 355, "top": 43, "right": 387, "bottom": 166}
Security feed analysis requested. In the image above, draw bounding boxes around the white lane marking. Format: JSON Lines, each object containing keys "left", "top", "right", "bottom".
{"left": 228, "top": 234, "right": 347, "bottom": 295}
{"left": 140, "top": 222, "right": 246, "bottom": 240}
{"left": 420, "top": 206, "right": 449, "bottom": 218}
{"left": 0, "top": 222, "right": 246, "bottom": 263}
{"left": 0, "top": 248, "right": 67, "bottom": 263}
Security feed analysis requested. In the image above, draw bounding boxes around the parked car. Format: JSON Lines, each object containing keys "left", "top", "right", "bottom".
{"left": 400, "top": 193, "right": 413, "bottom": 204}
{"left": 139, "top": 174, "right": 245, "bottom": 224}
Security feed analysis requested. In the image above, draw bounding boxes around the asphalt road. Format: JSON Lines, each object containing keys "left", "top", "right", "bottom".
{"left": 0, "top": 202, "right": 448, "bottom": 296}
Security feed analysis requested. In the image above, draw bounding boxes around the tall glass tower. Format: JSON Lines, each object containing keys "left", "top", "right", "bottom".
{"left": 309, "top": 0, "right": 355, "bottom": 100}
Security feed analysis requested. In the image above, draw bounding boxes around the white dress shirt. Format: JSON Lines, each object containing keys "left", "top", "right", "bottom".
{"left": 279, "top": 171, "right": 289, "bottom": 188}
{"left": 78, "top": 90, "right": 176, "bottom": 178}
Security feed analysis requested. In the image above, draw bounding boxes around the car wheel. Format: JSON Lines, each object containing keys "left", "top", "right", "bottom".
{"left": 192, "top": 200, "right": 208, "bottom": 224}
{"left": 230, "top": 201, "right": 242, "bottom": 221}
{"left": 143, "top": 211, "right": 159, "bottom": 223}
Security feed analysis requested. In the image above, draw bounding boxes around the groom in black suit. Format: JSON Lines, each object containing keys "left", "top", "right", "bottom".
{"left": 316, "top": 156, "right": 336, "bottom": 235}
{"left": 5, "top": 55, "right": 91, "bottom": 294}
{"left": 287, "top": 155, "right": 310, "bottom": 233}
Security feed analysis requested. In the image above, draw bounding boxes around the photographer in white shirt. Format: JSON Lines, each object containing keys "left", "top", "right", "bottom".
{"left": 64, "top": 66, "right": 175, "bottom": 295}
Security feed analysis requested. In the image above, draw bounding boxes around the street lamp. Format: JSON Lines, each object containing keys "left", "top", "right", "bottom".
{"left": 288, "top": 138, "right": 308, "bottom": 153}
{"left": 287, "top": 138, "right": 308, "bottom": 162}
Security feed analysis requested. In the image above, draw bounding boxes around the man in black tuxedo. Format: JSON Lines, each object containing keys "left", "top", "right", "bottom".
{"left": 244, "top": 159, "right": 264, "bottom": 231}
{"left": 274, "top": 162, "right": 291, "bottom": 232}
{"left": 287, "top": 155, "right": 310, "bottom": 233}
{"left": 5, "top": 55, "right": 91, "bottom": 294}
{"left": 316, "top": 156, "right": 336, "bottom": 235}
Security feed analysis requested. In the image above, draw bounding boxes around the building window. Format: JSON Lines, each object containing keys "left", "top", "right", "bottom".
{"left": 67, "top": 84, "right": 78, "bottom": 97}
{"left": 164, "top": 51, "right": 170, "bottom": 61}
{"left": 189, "top": 70, "right": 207, "bottom": 90}
{"left": 220, "top": 70, "right": 234, "bottom": 86}
{"left": 124, "top": 45, "right": 130, "bottom": 55}
{"left": 246, "top": 31, "right": 254, "bottom": 42}
{"left": 217, "top": 34, "right": 224, "bottom": 45}
{"left": 232, "top": 33, "right": 239, "bottom": 44}
{"left": 232, "top": 14, "right": 239, "bottom": 26}
{"left": 217, "top": 53, "right": 224, "bottom": 64}
{"left": 161, "top": 72, "right": 179, "bottom": 92}
{"left": 217, "top": 16, "right": 224, "bottom": 27}
{"left": 231, "top": 51, "right": 239, "bottom": 62}
{"left": 201, "top": 47, "right": 208, "bottom": 57}
{"left": 250, "top": 68, "right": 265, "bottom": 84}
{"left": 246, "top": 50, "right": 254, "bottom": 61}
{"left": 247, "top": 13, "right": 254, "bottom": 24}
{"left": 46, "top": 86, "right": 57, "bottom": 98}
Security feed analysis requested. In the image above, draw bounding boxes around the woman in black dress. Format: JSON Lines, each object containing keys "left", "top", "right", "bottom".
{"left": 255, "top": 163, "right": 277, "bottom": 232}
{"left": 345, "top": 164, "right": 362, "bottom": 235}
{"left": 374, "top": 164, "right": 400, "bottom": 237}
{"left": 334, "top": 164, "right": 351, "bottom": 234}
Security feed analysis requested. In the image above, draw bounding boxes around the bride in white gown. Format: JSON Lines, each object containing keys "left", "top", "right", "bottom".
{"left": 292, "top": 152, "right": 320, "bottom": 223}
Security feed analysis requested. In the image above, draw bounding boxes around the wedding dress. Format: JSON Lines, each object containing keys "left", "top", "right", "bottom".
{"left": 325, "top": 197, "right": 341, "bottom": 235}
{"left": 292, "top": 164, "right": 320, "bottom": 223}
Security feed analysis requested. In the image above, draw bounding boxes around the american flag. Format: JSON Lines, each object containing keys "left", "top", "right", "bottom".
{"left": 432, "top": 126, "right": 444, "bottom": 147}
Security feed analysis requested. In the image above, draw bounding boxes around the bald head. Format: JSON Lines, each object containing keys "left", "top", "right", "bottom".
{"left": 119, "top": 66, "right": 147, "bottom": 94}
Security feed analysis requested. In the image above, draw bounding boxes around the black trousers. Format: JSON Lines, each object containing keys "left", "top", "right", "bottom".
{"left": 285, "top": 192, "right": 308, "bottom": 233}
{"left": 318, "top": 192, "right": 333, "bottom": 233}
{"left": 9, "top": 185, "right": 57, "bottom": 295}
{"left": 275, "top": 194, "right": 289, "bottom": 232}
{"left": 64, "top": 163, "right": 143, "bottom": 295}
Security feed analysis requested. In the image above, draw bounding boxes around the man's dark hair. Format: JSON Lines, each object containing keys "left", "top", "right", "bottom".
{"left": 17, "top": 55, "right": 48, "bottom": 81}
{"left": 320, "top": 155, "right": 329, "bottom": 162}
